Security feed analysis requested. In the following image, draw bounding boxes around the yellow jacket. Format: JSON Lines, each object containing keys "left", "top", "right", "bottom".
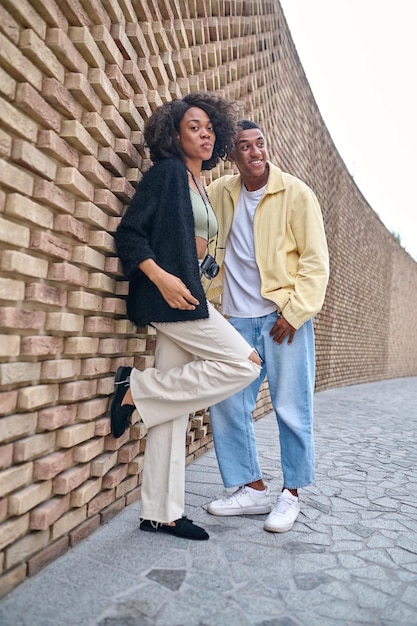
{"left": 206, "top": 162, "right": 329, "bottom": 329}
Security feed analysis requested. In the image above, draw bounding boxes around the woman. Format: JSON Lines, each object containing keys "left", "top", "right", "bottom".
{"left": 112, "top": 92, "right": 261, "bottom": 540}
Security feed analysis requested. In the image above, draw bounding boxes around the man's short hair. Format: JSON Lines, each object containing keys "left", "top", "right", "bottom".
{"left": 237, "top": 119, "right": 263, "bottom": 132}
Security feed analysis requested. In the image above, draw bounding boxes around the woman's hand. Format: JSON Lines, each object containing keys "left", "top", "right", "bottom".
{"left": 139, "top": 259, "right": 199, "bottom": 310}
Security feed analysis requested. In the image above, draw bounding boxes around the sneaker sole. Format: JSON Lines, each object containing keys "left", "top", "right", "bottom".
{"left": 263, "top": 521, "right": 295, "bottom": 532}
{"left": 207, "top": 505, "right": 272, "bottom": 516}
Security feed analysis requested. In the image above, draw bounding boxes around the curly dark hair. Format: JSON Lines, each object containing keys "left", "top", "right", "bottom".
{"left": 143, "top": 92, "right": 238, "bottom": 170}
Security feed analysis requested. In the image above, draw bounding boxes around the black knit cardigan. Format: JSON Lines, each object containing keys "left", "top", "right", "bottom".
{"left": 114, "top": 158, "right": 209, "bottom": 327}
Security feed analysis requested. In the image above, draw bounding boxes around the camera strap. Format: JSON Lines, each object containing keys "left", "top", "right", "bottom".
{"left": 186, "top": 168, "right": 217, "bottom": 252}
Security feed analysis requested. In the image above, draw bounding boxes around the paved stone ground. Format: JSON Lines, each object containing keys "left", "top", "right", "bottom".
{"left": 1, "top": 376, "right": 417, "bottom": 626}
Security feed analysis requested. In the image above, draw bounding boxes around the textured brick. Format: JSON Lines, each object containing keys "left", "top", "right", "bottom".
{"left": 0, "top": 412, "right": 36, "bottom": 443}
{"left": 101, "top": 104, "right": 130, "bottom": 139}
{"left": 0, "top": 215, "right": 30, "bottom": 247}
{"left": 102, "top": 463, "right": 128, "bottom": 489}
{"left": 25, "top": 284, "right": 67, "bottom": 308}
{"left": 56, "top": 166, "right": 95, "bottom": 200}
{"left": 64, "top": 336, "right": 99, "bottom": 355}
{"left": 0, "top": 159, "right": 34, "bottom": 196}
{"left": 29, "top": 0, "right": 68, "bottom": 31}
{"left": 8, "top": 481, "right": 52, "bottom": 516}
{"left": 100, "top": 496, "right": 125, "bottom": 523}
{"left": 37, "top": 130, "right": 79, "bottom": 167}
{"left": 41, "top": 359, "right": 81, "bottom": 382}
{"left": 18, "top": 385, "right": 59, "bottom": 411}
{"left": 1, "top": 250, "right": 48, "bottom": 279}
{"left": 74, "top": 200, "right": 108, "bottom": 229}
{"left": 56, "top": 423, "right": 95, "bottom": 448}
{"left": 37, "top": 404, "right": 77, "bottom": 431}
{"left": 0, "top": 462, "right": 32, "bottom": 498}
{"left": 0, "top": 277, "right": 24, "bottom": 301}
{"left": 0, "top": 335, "right": 20, "bottom": 357}
{"left": 15, "top": 83, "right": 61, "bottom": 134}
{"left": 97, "top": 146, "right": 125, "bottom": 176}
{"left": 5, "top": 193, "right": 54, "bottom": 229}
{"left": 128, "top": 454, "right": 145, "bottom": 476}
{"left": 59, "top": 379, "right": 97, "bottom": 403}
{"left": 45, "top": 27, "right": 89, "bottom": 74}
{"left": 30, "top": 231, "right": 72, "bottom": 259}
{"left": 94, "top": 188, "right": 123, "bottom": 215}
{"left": 76, "top": 397, "right": 108, "bottom": 423}
{"left": 48, "top": 262, "right": 88, "bottom": 286}
{"left": 13, "top": 433, "right": 55, "bottom": 463}
{"left": 2, "top": 0, "right": 47, "bottom": 38}
{"left": 119, "top": 98, "right": 145, "bottom": 131}
{"left": 42, "top": 77, "right": 83, "bottom": 120}
{"left": 33, "top": 449, "right": 73, "bottom": 480}
{"left": 67, "top": 291, "right": 102, "bottom": 312}
{"left": 0, "top": 65, "right": 16, "bottom": 101}
{"left": 82, "top": 112, "right": 114, "bottom": 147}
{"left": 88, "top": 272, "right": 116, "bottom": 293}
{"left": 50, "top": 506, "right": 87, "bottom": 540}
{"left": 87, "top": 488, "right": 114, "bottom": 517}
{"left": 114, "top": 137, "right": 142, "bottom": 167}
{"left": 12, "top": 139, "right": 57, "bottom": 181}
{"left": 88, "top": 67, "right": 119, "bottom": 107}
{"left": 83, "top": 316, "right": 115, "bottom": 335}
{"left": 70, "top": 477, "right": 102, "bottom": 507}
{"left": 19, "top": 28, "right": 64, "bottom": 81}
{"left": 0, "top": 362, "right": 41, "bottom": 387}
{"left": 0, "top": 127, "right": 12, "bottom": 158}
{"left": 115, "top": 474, "right": 138, "bottom": 499}
{"left": 91, "top": 451, "right": 117, "bottom": 477}
{"left": 45, "top": 312, "right": 84, "bottom": 333}
{"left": 5, "top": 529, "right": 49, "bottom": 570}
{"left": 29, "top": 494, "right": 70, "bottom": 531}
{"left": 0, "top": 564, "right": 26, "bottom": 599}
{"left": 53, "top": 463, "right": 90, "bottom": 494}
{"left": 68, "top": 26, "right": 105, "bottom": 69}
{"left": 79, "top": 155, "right": 112, "bottom": 187}
{"left": 0, "top": 307, "right": 46, "bottom": 331}
{"left": 92, "top": 26, "right": 123, "bottom": 65}
{"left": 0, "top": 513, "right": 29, "bottom": 552}
{"left": 0, "top": 3, "right": 20, "bottom": 45}
{"left": 80, "top": 358, "right": 111, "bottom": 378}
{"left": 106, "top": 64, "right": 134, "bottom": 100}
{"left": 64, "top": 72, "right": 102, "bottom": 113}
{"left": 27, "top": 536, "right": 69, "bottom": 577}
{"left": 72, "top": 245, "right": 105, "bottom": 270}
{"left": 73, "top": 438, "right": 104, "bottom": 463}
{"left": 33, "top": 179, "right": 75, "bottom": 213}
{"left": 69, "top": 513, "right": 100, "bottom": 546}
{"left": 0, "top": 33, "right": 43, "bottom": 91}
{"left": 54, "top": 214, "right": 89, "bottom": 242}
{"left": 0, "top": 444, "right": 13, "bottom": 470}
{"left": 117, "top": 441, "right": 140, "bottom": 464}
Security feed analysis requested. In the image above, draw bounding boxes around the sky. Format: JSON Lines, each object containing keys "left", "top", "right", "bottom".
{"left": 279, "top": 0, "right": 417, "bottom": 261}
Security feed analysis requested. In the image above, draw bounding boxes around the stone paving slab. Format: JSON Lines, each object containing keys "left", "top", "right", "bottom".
{"left": 1, "top": 376, "right": 416, "bottom": 626}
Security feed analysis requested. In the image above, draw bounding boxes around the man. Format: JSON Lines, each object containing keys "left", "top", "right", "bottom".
{"left": 205, "top": 120, "right": 329, "bottom": 532}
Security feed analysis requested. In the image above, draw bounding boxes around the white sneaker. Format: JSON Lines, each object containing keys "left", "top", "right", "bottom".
{"left": 263, "top": 489, "right": 300, "bottom": 532}
{"left": 207, "top": 485, "right": 272, "bottom": 516}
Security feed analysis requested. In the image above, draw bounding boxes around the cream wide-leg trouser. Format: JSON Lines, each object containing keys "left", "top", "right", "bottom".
{"left": 129, "top": 302, "right": 260, "bottom": 523}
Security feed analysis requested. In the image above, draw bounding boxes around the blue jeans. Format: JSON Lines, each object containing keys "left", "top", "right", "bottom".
{"left": 210, "top": 313, "right": 316, "bottom": 489}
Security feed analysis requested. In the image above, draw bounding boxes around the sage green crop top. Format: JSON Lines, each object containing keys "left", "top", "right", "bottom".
{"left": 190, "top": 187, "right": 218, "bottom": 240}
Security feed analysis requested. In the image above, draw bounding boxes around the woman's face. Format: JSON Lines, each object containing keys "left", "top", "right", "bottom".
{"left": 178, "top": 107, "right": 215, "bottom": 164}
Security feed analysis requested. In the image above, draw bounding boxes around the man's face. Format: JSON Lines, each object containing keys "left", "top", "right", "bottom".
{"left": 230, "top": 128, "right": 269, "bottom": 180}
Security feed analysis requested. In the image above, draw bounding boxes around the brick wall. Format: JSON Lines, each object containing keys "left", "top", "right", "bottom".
{"left": 1, "top": 0, "right": 416, "bottom": 595}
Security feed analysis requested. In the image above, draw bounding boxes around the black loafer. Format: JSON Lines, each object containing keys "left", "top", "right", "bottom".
{"left": 110, "top": 366, "right": 134, "bottom": 438}
{"left": 140, "top": 516, "right": 209, "bottom": 540}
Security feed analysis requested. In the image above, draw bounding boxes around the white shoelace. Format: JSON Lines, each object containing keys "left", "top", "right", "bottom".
{"left": 220, "top": 486, "right": 247, "bottom": 502}
{"left": 273, "top": 493, "right": 297, "bottom": 514}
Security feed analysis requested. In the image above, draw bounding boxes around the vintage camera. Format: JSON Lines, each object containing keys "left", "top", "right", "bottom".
{"left": 200, "top": 254, "right": 220, "bottom": 279}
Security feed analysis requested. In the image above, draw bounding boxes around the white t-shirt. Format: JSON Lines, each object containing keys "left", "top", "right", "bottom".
{"left": 222, "top": 184, "right": 277, "bottom": 317}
